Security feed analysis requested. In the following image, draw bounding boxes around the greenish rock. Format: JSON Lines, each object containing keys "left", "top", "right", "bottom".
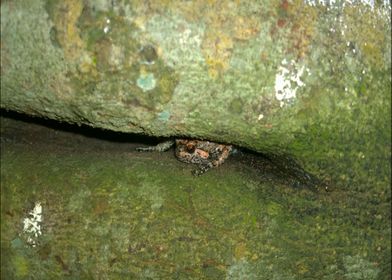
{"left": 1, "top": 117, "right": 390, "bottom": 279}
{"left": 0, "top": 0, "right": 391, "bottom": 193}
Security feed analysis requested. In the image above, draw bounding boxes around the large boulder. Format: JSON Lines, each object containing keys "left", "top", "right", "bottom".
{"left": 1, "top": 0, "right": 390, "bottom": 189}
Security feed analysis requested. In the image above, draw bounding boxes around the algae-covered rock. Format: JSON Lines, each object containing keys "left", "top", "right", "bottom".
{"left": 1, "top": 116, "right": 390, "bottom": 279}
{"left": 1, "top": 0, "right": 390, "bottom": 190}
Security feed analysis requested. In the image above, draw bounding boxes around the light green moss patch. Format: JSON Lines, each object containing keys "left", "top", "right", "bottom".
{"left": 137, "top": 73, "right": 157, "bottom": 92}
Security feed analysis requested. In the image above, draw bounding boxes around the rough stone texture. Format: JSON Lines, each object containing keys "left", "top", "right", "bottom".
{"left": 1, "top": 0, "right": 391, "bottom": 189}
{"left": 1, "top": 116, "right": 390, "bottom": 279}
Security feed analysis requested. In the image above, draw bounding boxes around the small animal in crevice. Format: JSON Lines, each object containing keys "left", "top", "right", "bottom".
{"left": 136, "top": 139, "right": 232, "bottom": 175}
{"left": 137, "top": 139, "right": 324, "bottom": 191}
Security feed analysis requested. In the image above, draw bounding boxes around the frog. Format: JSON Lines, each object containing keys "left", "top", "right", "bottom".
{"left": 136, "top": 139, "right": 232, "bottom": 175}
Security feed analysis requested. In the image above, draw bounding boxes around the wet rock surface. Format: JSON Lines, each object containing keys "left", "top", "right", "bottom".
{"left": 1, "top": 113, "right": 390, "bottom": 279}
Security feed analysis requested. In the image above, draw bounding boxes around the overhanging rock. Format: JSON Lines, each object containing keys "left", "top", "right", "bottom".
{"left": 1, "top": 0, "right": 391, "bottom": 189}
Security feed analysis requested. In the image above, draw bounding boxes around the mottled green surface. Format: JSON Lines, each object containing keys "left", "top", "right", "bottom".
{"left": 1, "top": 116, "right": 390, "bottom": 279}
{"left": 1, "top": 2, "right": 391, "bottom": 278}
{"left": 1, "top": 0, "right": 391, "bottom": 193}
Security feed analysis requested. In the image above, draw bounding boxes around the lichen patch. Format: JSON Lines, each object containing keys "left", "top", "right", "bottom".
{"left": 22, "top": 201, "right": 43, "bottom": 247}
{"left": 137, "top": 72, "right": 157, "bottom": 92}
{"left": 274, "top": 59, "right": 309, "bottom": 107}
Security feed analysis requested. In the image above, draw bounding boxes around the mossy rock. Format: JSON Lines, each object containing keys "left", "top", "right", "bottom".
{"left": 0, "top": 0, "right": 390, "bottom": 192}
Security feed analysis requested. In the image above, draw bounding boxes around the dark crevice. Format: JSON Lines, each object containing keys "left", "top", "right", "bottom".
{"left": 1, "top": 109, "right": 324, "bottom": 191}
{"left": 0, "top": 109, "right": 163, "bottom": 145}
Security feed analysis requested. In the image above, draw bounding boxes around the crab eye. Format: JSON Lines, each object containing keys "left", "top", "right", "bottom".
{"left": 186, "top": 145, "right": 196, "bottom": 153}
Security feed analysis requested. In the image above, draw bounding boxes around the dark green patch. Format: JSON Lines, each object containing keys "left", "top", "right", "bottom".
{"left": 229, "top": 97, "right": 244, "bottom": 114}
{"left": 48, "top": 27, "right": 61, "bottom": 49}
{"left": 139, "top": 45, "right": 158, "bottom": 65}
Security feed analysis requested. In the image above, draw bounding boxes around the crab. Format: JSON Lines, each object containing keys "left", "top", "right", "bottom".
{"left": 136, "top": 139, "right": 232, "bottom": 175}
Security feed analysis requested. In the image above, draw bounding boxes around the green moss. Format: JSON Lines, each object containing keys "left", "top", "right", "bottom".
{"left": 265, "top": 201, "right": 284, "bottom": 216}
{"left": 229, "top": 98, "right": 244, "bottom": 114}
{"left": 12, "top": 255, "right": 29, "bottom": 278}
{"left": 1, "top": 124, "right": 390, "bottom": 279}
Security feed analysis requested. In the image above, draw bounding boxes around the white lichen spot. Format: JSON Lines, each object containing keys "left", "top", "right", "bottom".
{"left": 22, "top": 202, "right": 43, "bottom": 247}
{"left": 274, "top": 59, "right": 308, "bottom": 108}
{"left": 103, "top": 18, "right": 111, "bottom": 34}
{"left": 179, "top": 28, "right": 202, "bottom": 48}
{"left": 257, "top": 113, "right": 264, "bottom": 120}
